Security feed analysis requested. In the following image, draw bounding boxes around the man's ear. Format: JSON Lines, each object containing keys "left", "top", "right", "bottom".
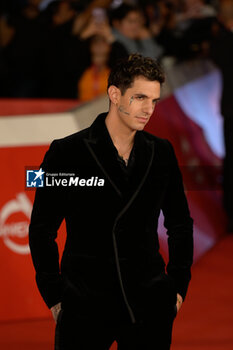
{"left": 108, "top": 85, "right": 121, "bottom": 105}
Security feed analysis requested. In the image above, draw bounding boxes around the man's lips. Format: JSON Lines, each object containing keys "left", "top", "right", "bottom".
{"left": 136, "top": 116, "right": 148, "bottom": 123}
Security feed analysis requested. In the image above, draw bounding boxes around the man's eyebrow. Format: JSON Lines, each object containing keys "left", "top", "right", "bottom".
{"left": 134, "top": 94, "right": 160, "bottom": 102}
{"left": 134, "top": 93, "right": 147, "bottom": 97}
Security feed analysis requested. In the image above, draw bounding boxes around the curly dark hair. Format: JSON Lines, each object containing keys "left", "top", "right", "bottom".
{"left": 107, "top": 54, "right": 165, "bottom": 95}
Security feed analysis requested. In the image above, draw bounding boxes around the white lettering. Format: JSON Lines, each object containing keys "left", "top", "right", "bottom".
{"left": 0, "top": 221, "right": 29, "bottom": 238}
{"left": 59, "top": 173, "right": 75, "bottom": 176}
{"left": 79, "top": 179, "right": 86, "bottom": 186}
{"left": 86, "top": 177, "right": 94, "bottom": 186}
{"left": 69, "top": 177, "right": 79, "bottom": 186}
{"left": 0, "top": 193, "right": 32, "bottom": 254}
{"left": 46, "top": 177, "right": 52, "bottom": 186}
{"left": 61, "top": 179, "right": 68, "bottom": 186}
{"left": 55, "top": 178, "right": 61, "bottom": 186}
{"left": 45, "top": 176, "right": 105, "bottom": 187}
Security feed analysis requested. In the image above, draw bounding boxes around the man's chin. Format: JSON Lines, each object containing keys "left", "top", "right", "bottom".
{"left": 137, "top": 120, "right": 148, "bottom": 129}
{"left": 134, "top": 124, "right": 146, "bottom": 131}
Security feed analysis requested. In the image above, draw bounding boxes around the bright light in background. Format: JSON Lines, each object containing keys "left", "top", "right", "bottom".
{"left": 174, "top": 69, "right": 225, "bottom": 158}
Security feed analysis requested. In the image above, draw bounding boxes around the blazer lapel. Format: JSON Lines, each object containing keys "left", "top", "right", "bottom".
{"left": 84, "top": 113, "right": 155, "bottom": 204}
{"left": 84, "top": 137, "right": 123, "bottom": 197}
{"left": 84, "top": 113, "right": 124, "bottom": 197}
{"left": 126, "top": 131, "right": 154, "bottom": 202}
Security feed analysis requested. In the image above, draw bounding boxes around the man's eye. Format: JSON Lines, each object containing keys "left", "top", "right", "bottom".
{"left": 137, "top": 96, "right": 144, "bottom": 100}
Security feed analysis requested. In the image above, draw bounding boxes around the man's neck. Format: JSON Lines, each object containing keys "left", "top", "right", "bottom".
{"left": 105, "top": 111, "right": 136, "bottom": 154}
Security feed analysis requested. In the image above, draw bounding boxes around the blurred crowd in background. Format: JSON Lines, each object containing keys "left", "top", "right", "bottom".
{"left": 0, "top": 0, "right": 232, "bottom": 101}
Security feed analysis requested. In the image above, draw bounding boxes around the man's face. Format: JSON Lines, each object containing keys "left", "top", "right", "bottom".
{"left": 115, "top": 76, "right": 161, "bottom": 132}
{"left": 115, "top": 11, "right": 143, "bottom": 39}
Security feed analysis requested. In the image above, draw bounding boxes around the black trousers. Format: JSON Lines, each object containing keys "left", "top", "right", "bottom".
{"left": 55, "top": 307, "right": 176, "bottom": 350}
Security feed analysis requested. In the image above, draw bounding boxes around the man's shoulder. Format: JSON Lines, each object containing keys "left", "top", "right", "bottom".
{"left": 140, "top": 130, "right": 175, "bottom": 161}
{"left": 54, "top": 127, "right": 90, "bottom": 147}
{"left": 42, "top": 127, "right": 90, "bottom": 166}
{"left": 141, "top": 130, "right": 170, "bottom": 147}
{"left": 48, "top": 127, "right": 92, "bottom": 158}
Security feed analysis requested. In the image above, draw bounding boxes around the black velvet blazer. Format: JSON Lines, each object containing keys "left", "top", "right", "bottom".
{"left": 29, "top": 113, "right": 193, "bottom": 323}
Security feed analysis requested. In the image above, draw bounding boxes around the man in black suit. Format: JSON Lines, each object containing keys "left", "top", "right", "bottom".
{"left": 29, "top": 54, "right": 193, "bottom": 349}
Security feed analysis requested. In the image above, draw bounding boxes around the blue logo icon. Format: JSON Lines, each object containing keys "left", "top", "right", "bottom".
{"left": 26, "top": 168, "right": 45, "bottom": 188}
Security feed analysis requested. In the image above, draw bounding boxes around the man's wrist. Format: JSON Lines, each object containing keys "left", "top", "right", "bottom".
{"left": 50, "top": 302, "right": 62, "bottom": 323}
{"left": 177, "top": 293, "right": 183, "bottom": 304}
{"left": 176, "top": 293, "right": 183, "bottom": 312}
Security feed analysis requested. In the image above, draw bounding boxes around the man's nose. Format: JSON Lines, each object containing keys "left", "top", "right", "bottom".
{"left": 143, "top": 101, "right": 154, "bottom": 116}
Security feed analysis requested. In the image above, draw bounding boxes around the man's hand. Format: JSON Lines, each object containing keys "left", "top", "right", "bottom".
{"left": 50, "top": 302, "right": 62, "bottom": 323}
{"left": 176, "top": 293, "right": 183, "bottom": 313}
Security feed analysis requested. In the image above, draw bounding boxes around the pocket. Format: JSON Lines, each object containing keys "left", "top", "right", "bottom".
{"left": 165, "top": 275, "right": 178, "bottom": 319}
{"left": 165, "top": 274, "right": 177, "bottom": 303}
{"left": 141, "top": 272, "right": 175, "bottom": 311}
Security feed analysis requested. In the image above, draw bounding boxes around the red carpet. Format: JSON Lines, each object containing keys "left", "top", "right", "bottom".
{"left": 172, "top": 234, "right": 233, "bottom": 350}
{"left": 1, "top": 234, "right": 233, "bottom": 349}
